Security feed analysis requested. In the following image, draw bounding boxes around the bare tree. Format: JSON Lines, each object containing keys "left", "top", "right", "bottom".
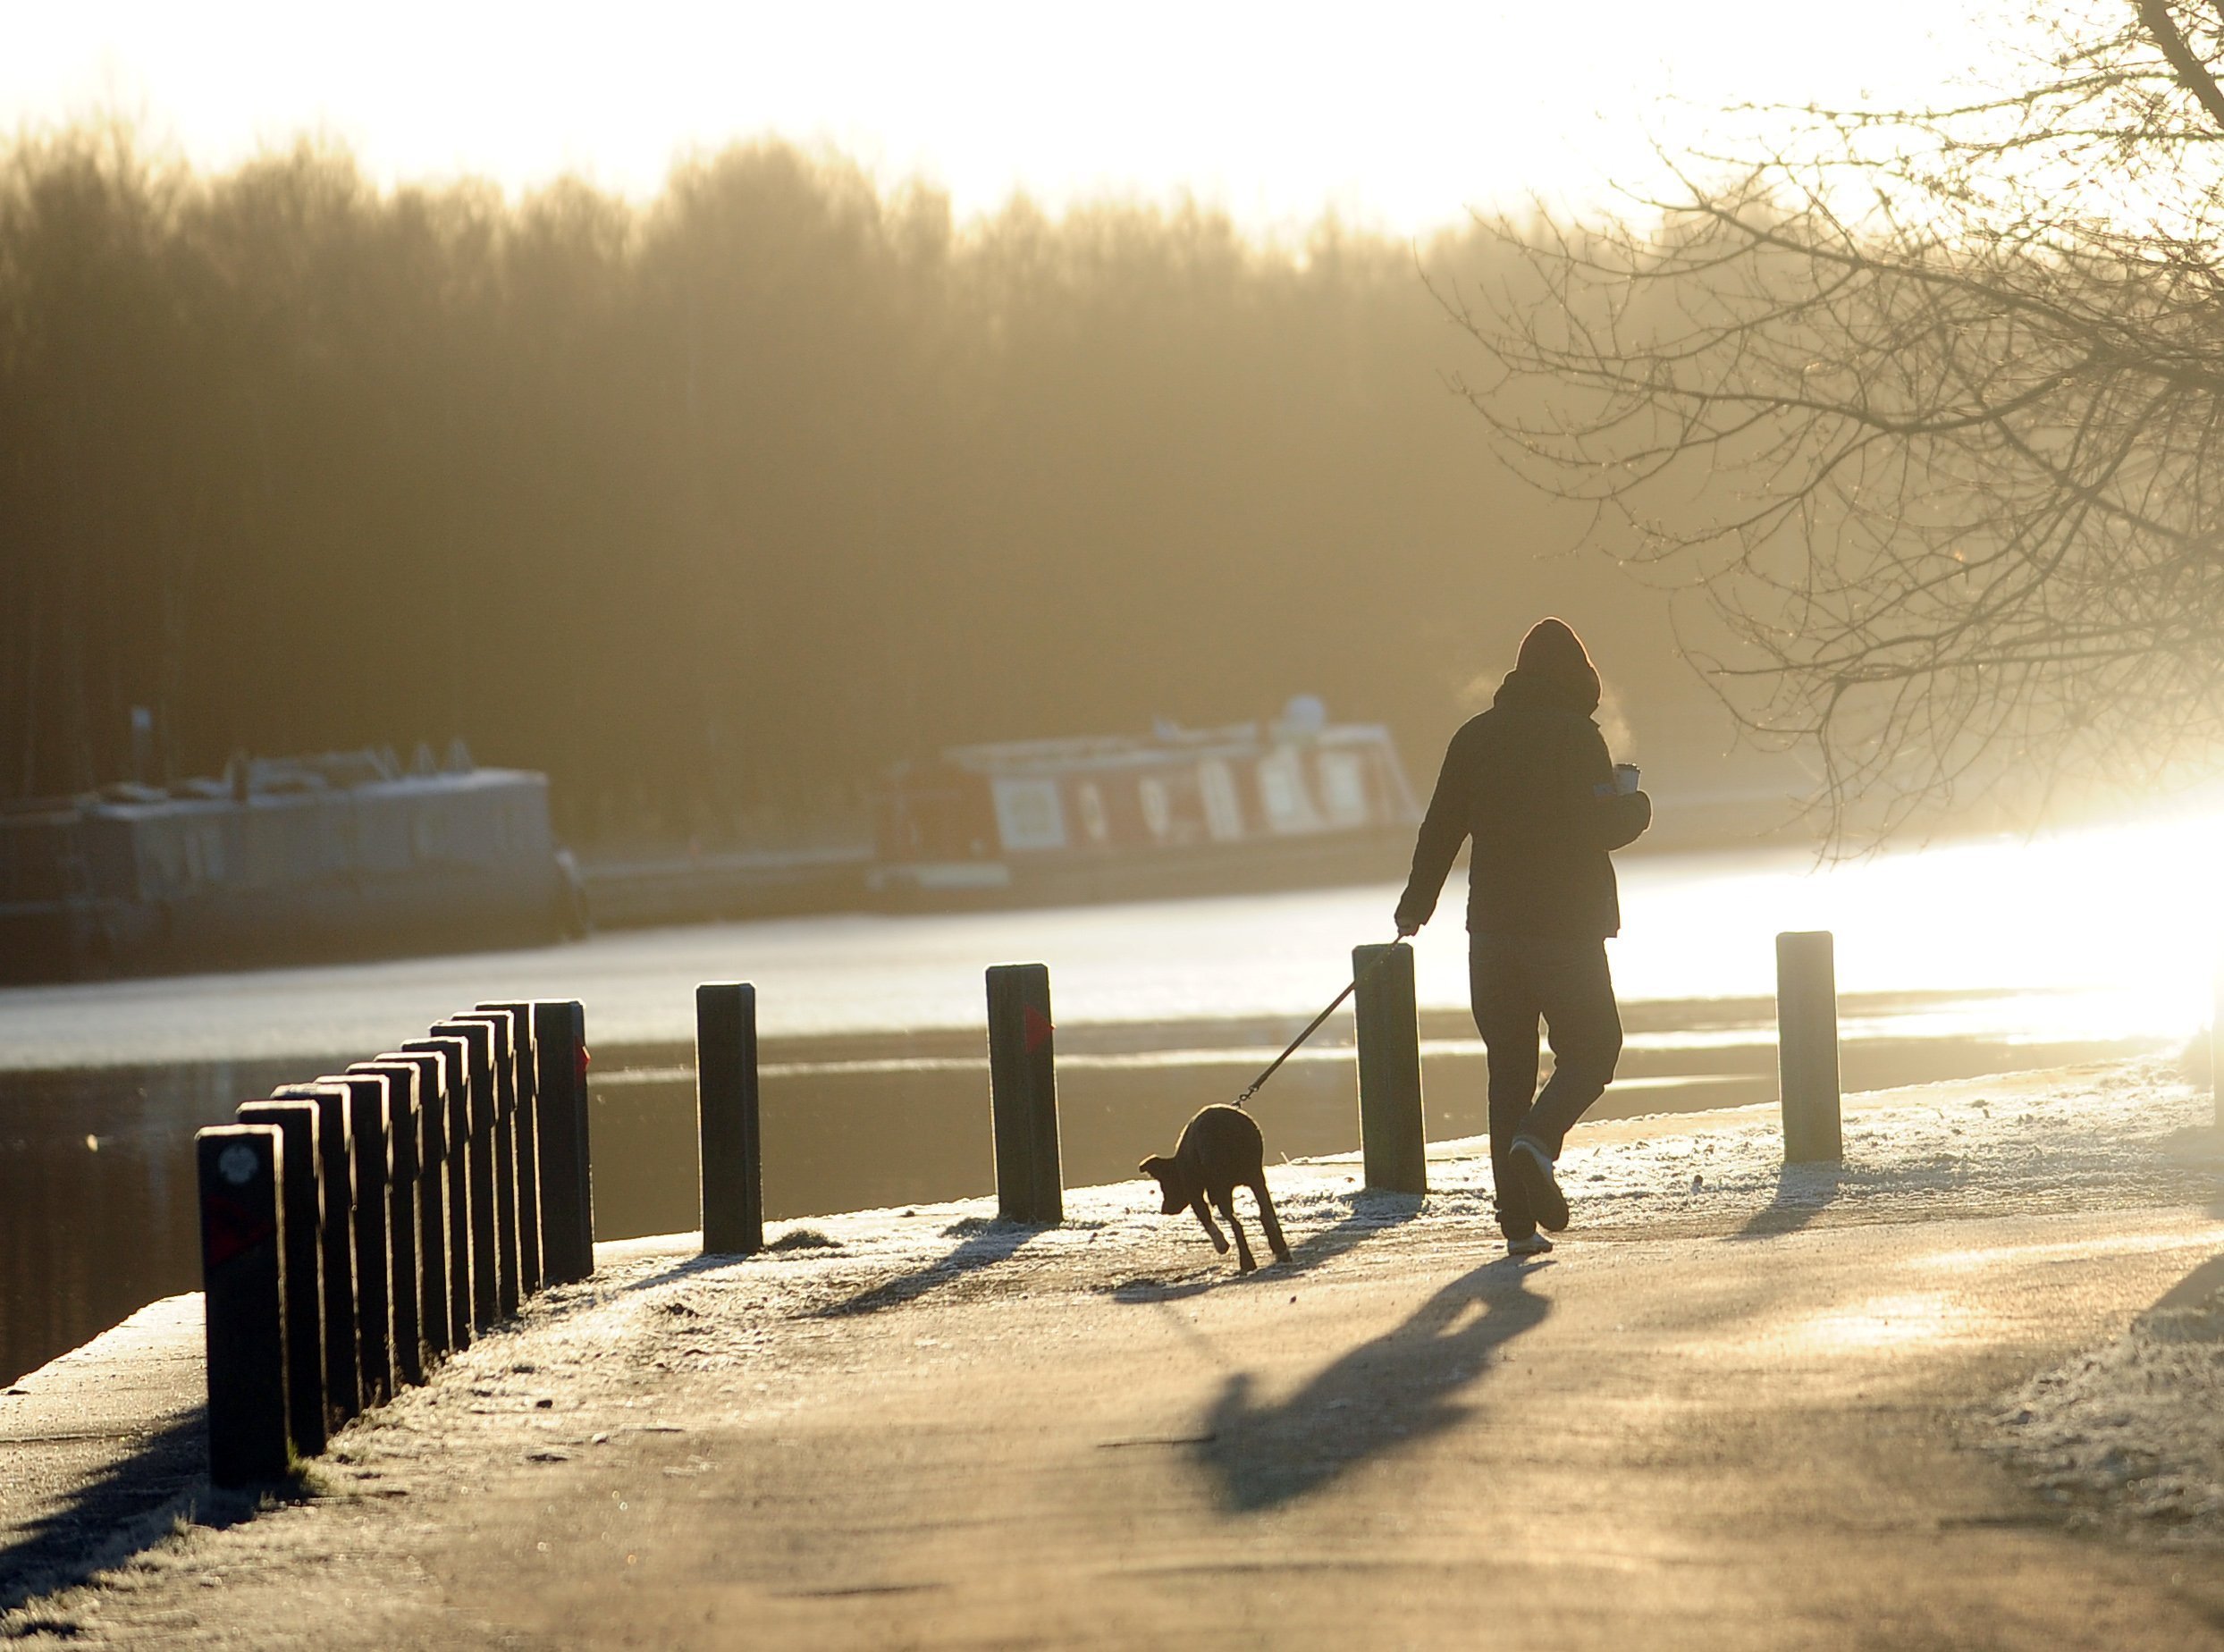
{"left": 1446, "top": 1, "right": 2224, "bottom": 844}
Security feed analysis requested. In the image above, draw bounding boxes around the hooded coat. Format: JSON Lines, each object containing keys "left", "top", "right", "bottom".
{"left": 1394, "top": 618, "right": 1651, "bottom": 940}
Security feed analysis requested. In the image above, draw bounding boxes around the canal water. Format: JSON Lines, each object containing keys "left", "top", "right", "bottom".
{"left": 5, "top": 820, "right": 2217, "bottom": 1387}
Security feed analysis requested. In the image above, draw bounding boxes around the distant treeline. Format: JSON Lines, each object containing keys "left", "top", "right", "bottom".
{"left": 0, "top": 126, "right": 1718, "bottom": 844}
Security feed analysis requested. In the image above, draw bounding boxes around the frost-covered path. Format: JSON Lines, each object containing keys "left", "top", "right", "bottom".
{"left": 5, "top": 1062, "right": 2224, "bottom": 1648}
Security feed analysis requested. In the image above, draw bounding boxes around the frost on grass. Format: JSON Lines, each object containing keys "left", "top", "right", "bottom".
{"left": 765, "top": 1227, "right": 840, "bottom": 1253}
{"left": 1985, "top": 1260, "right": 2224, "bottom": 1543}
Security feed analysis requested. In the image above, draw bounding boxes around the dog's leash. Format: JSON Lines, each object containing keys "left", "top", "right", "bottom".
{"left": 1234, "top": 938, "right": 1408, "bottom": 1108}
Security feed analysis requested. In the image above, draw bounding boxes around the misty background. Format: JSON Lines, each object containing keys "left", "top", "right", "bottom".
{"left": 0, "top": 128, "right": 1763, "bottom": 849}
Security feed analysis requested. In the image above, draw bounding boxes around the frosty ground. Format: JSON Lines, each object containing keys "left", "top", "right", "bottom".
{"left": 4, "top": 1058, "right": 2222, "bottom": 1648}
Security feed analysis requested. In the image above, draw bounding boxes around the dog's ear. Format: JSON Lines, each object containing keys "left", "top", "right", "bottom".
{"left": 1139, "top": 1154, "right": 1171, "bottom": 1180}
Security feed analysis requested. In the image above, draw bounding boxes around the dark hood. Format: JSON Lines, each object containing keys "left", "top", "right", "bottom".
{"left": 1505, "top": 617, "right": 1601, "bottom": 714}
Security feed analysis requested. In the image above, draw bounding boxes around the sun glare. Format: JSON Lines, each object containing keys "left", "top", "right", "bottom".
{"left": 2, "top": 0, "right": 2000, "bottom": 232}
{"left": 1399, "top": 810, "right": 2224, "bottom": 1049}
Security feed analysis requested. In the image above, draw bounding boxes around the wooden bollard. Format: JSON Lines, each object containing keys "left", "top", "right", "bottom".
{"left": 451, "top": 1012, "right": 523, "bottom": 1317}
{"left": 530, "top": 999, "right": 595, "bottom": 1283}
{"left": 196, "top": 1125, "right": 292, "bottom": 1486}
{"left": 428, "top": 1019, "right": 501, "bottom": 1327}
{"left": 317, "top": 1074, "right": 394, "bottom": 1406}
{"left": 477, "top": 1000, "right": 544, "bottom": 1294}
{"left": 1353, "top": 941, "right": 1428, "bottom": 1195}
{"left": 986, "top": 963, "right": 1063, "bottom": 1225}
{"left": 234, "top": 1101, "right": 324, "bottom": 1457}
{"left": 1776, "top": 930, "right": 1843, "bottom": 1163}
{"left": 275, "top": 1082, "right": 360, "bottom": 1427}
{"left": 2212, "top": 965, "right": 2223, "bottom": 1131}
{"left": 350, "top": 1059, "right": 425, "bottom": 1384}
{"left": 401, "top": 1033, "right": 475, "bottom": 1345}
{"left": 697, "top": 982, "right": 763, "bottom": 1255}
{"left": 369, "top": 1049, "right": 451, "bottom": 1363}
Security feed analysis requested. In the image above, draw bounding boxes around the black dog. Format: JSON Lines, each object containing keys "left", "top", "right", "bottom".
{"left": 1140, "top": 1104, "right": 1292, "bottom": 1273}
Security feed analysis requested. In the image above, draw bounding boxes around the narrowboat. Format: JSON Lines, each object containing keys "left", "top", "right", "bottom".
{"left": 870, "top": 697, "right": 1423, "bottom": 907}
{"left": 0, "top": 744, "right": 585, "bottom": 982}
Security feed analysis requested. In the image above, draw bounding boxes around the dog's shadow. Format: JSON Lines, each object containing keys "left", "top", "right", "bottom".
{"left": 1106, "top": 1187, "right": 1425, "bottom": 1303}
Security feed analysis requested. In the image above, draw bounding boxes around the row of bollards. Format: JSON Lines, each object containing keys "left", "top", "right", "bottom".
{"left": 692, "top": 948, "right": 1433, "bottom": 1255}
{"left": 690, "top": 932, "right": 1845, "bottom": 1253}
{"left": 196, "top": 936, "right": 1841, "bottom": 1479}
{"left": 195, "top": 999, "right": 595, "bottom": 1488}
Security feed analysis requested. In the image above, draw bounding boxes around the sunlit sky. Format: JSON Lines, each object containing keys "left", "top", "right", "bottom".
{"left": 4, "top": 0, "right": 2001, "bottom": 235}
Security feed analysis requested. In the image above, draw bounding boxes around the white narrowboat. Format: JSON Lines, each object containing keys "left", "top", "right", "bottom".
{"left": 870, "top": 697, "right": 1422, "bottom": 907}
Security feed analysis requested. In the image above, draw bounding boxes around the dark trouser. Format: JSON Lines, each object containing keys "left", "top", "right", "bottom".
{"left": 1470, "top": 931, "right": 1623, "bottom": 1239}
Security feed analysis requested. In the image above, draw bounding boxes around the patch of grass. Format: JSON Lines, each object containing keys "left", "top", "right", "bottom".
{"left": 766, "top": 1228, "right": 840, "bottom": 1252}
{"left": 940, "top": 1216, "right": 1020, "bottom": 1238}
{"left": 2, "top": 1614, "right": 86, "bottom": 1639}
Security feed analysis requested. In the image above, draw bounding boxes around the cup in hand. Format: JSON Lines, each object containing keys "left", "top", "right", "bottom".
{"left": 1613, "top": 763, "right": 1640, "bottom": 796}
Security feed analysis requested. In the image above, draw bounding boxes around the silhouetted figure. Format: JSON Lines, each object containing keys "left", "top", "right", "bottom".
{"left": 1394, "top": 618, "right": 1651, "bottom": 1252}
{"left": 1141, "top": 1104, "right": 1292, "bottom": 1273}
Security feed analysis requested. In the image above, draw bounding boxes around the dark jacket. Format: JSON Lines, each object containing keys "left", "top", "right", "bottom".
{"left": 1394, "top": 669, "right": 1651, "bottom": 940}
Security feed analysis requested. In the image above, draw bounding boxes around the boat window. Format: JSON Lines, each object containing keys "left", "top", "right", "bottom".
{"left": 1076, "top": 782, "right": 1110, "bottom": 845}
{"left": 1318, "top": 752, "right": 1370, "bottom": 827}
{"left": 990, "top": 778, "right": 1067, "bottom": 853}
{"left": 1138, "top": 777, "right": 1172, "bottom": 843}
{"left": 1197, "top": 760, "right": 1245, "bottom": 842}
{"left": 1257, "top": 747, "right": 1322, "bottom": 833}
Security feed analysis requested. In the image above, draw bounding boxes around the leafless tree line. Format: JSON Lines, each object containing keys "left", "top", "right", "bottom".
{"left": 0, "top": 125, "right": 1707, "bottom": 846}
{"left": 1447, "top": 1, "right": 2224, "bottom": 843}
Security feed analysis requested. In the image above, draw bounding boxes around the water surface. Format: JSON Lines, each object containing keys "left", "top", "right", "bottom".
{"left": 5, "top": 825, "right": 2212, "bottom": 1385}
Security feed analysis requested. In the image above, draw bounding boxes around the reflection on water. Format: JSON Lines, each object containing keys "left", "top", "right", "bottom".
{"left": 1, "top": 1058, "right": 306, "bottom": 1394}
{"left": 4, "top": 817, "right": 2222, "bottom": 1071}
{"left": 9, "top": 818, "right": 2220, "bottom": 1385}
{"left": 0, "top": 990, "right": 2162, "bottom": 1387}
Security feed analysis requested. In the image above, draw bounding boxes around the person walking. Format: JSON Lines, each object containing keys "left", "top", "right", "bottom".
{"left": 1394, "top": 617, "right": 1651, "bottom": 1256}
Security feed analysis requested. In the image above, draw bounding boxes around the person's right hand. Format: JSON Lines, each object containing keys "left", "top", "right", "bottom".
{"left": 1394, "top": 914, "right": 1419, "bottom": 940}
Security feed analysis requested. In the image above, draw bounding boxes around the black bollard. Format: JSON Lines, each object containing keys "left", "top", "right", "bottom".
{"left": 196, "top": 1125, "right": 292, "bottom": 1486}
{"left": 427, "top": 1019, "right": 501, "bottom": 1327}
{"left": 531, "top": 999, "right": 595, "bottom": 1283}
{"left": 986, "top": 963, "right": 1063, "bottom": 1226}
{"left": 234, "top": 1101, "right": 324, "bottom": 1457}
{"left": 316, "top": 1074, "right": 394, "bottom": 1406}
{"left": 451, "top": 1010, "right": 523, "bottom": 1315}
{"left": 372, "top": 1048, "right": 450, "bottom": 1361}
{"left": 275, "top": 1082, "right": 360, "bottom": 1427}
{"left": 400, "top": 1034, "right": 475, "bottom": 1345}
{"left": 477, "top": 1000, "right": 543, "bottom": 1294}
{"left": 696, "top": 982, "right": 763, "bottom": 1256}
{"left": 349, "top": 1059, "right": 425, "bottom": 1385}
{"left": 367, "top": 1049, "right": 451, "bottom": 1365}
{"left": 1776, "top": 931, "right": 1843, "bottom": 1163}
{"left": 1353, "top": 941, "right": 1428, "bottom": 1195}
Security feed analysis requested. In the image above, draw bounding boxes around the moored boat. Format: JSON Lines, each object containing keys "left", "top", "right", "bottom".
{"left": 870, "top": 697, "right": 1422, "bottom": 908}
{"left": 0, "top": 744, "right": 583, "bottom": 982}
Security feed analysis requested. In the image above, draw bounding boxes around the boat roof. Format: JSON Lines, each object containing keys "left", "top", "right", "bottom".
{"left": 1, "top": 746, "right": 544, "bottom": 823}
{"left": 939, "top": 720, "right": 1403, "bottom": 779}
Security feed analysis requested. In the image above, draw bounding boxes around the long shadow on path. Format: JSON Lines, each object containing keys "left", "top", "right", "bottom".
{"left": 1193, "top": 1257, "right": 1551, "bottom": 1512}
{"left": 819, "top": 1219, "right": 1043, "bottom": 1319}
{"left": 0, "top": 1405, "right": 251, "bottom": 1621}
{"left": 1729, "top": 1162, "right": 1847, "bottom": 1241}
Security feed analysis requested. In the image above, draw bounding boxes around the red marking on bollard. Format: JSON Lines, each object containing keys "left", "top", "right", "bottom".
{"left": 205, "top": 1192, "right": 274, "bottom": 1268}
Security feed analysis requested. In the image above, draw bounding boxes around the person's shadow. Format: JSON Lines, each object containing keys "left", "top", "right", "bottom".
{"left": 1192, "top": 1259, "right": 1551, "bottom": 1512}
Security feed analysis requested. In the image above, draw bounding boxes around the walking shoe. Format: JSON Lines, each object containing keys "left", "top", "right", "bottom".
{"left": 1506, "top": 1232, "right": 1554, "bottom": 1258}
{"left": 1509, "top": 1136, "right": 1569, "bottom": 1232}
